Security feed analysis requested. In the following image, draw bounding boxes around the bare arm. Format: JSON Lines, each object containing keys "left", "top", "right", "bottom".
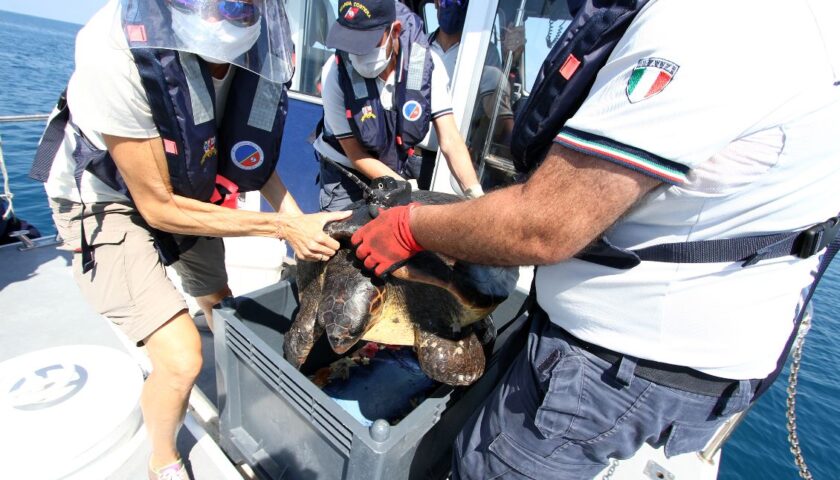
{"left": 105, "top": 134, "right": 349, "bottom": 259}
{"left": 338, "top": 135, "right": 403, "bottom": 180}
{"left": 260, "top": 170, "right": 303, "bottom": 215}
{"left": 411, "top": 143, "right": 662, "bottom": 265}
{"left": 434, "top": 113, "right": 480, "bottom": 191}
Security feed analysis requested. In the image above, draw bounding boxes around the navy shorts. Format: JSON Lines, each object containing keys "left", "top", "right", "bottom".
{"left": 452, "top": 308, "right": 754, "bottom": 479}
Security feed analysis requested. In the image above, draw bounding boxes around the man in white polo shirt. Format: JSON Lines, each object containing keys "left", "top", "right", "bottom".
{"left": 428, "top": 0, "right": 515, "bottom": 151}
{"left": 313, "top": 0, "right": 483, "bottom": 212}
{"left": 352, "top": 0, "right": 840, "bottom": 477}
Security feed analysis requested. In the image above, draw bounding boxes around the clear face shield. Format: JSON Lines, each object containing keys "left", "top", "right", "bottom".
{"left": 119, "top": 0, "right": 295, "bottom": 83}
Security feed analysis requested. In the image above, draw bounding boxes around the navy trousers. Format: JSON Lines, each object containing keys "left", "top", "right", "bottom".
{"left": 452, "top": 308, "right": 753, "bottom": 479}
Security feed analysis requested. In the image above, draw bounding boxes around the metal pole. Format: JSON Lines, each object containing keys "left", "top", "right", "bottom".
{"left": 698, "top": 410, "right": 749, "bottom": 464}
{"left": 0, "top": 114, "right": 50, "bottom": 123}
{"left": 0, "top": 114, "right": 49, "bottom": 218}
{"left": 0, "top": 134, "right": 14, "bottom": 220}
{"left": 477, "top": 0, "right": 528, "bottom": 182}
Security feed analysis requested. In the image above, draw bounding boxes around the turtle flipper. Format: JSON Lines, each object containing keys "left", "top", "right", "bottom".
{"left": 414, "top": 327, "right": 485, "bottom": 386}
{"left": 285, "top": 260, "right": 326, "bottom": 368}
{"left": 285, "top": 306, "right": 324, "bottom": 368}
{"left": 320, "top": 250, "right": 386, "bottom": 354}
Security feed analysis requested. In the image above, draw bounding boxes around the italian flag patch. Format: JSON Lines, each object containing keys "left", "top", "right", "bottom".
{"left": 626, "top": 57, "right": 679, "bottom": 103}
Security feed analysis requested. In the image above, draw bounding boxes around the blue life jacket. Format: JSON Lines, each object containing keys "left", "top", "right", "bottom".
{"left": 55, "top": 0, "right": 290, "bottom": 203}
{"left": 30, "top": 51, "right": 289, "bottom": 269}
{"left": 322, "top": 3, "right": 433, "bottom": 175}
{"left": 510, "top": 0, "right": 648, "bottom": 173}
{"left": 77, "top": 48, "right": 288, "bottom": 205}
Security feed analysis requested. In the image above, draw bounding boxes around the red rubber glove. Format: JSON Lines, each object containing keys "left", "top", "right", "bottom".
{"left": 352, "top": 203, "right": 424, "bottom": 276}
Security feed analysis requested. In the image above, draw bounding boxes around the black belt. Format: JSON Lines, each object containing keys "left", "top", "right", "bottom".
{"left": 560, "top": 328, "right": 755, "bottom": 397}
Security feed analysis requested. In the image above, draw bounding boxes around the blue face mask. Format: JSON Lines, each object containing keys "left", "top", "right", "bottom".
{"left": 438, "top": 0, "right": 467, "bottom": 35}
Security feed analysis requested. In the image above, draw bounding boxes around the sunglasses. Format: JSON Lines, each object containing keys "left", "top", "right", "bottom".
{"left": 167, "top": 0, "right": 261, "bottom": 27}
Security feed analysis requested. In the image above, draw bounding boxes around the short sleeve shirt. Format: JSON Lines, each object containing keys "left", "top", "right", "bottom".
{"left": 429, "top": 34, "right": 512, "bottom": 118}
{"left": 538, "top": 0, "right": 840, "bottom": 379}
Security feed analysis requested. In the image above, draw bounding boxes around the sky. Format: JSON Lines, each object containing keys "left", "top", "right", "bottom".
{"left": 0, "top": 0, "right": 107, "bottom": 25}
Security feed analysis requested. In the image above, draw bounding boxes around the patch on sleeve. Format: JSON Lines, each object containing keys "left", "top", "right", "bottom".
{"left": 626, "top": 57, "right": 679, "bottom": 103}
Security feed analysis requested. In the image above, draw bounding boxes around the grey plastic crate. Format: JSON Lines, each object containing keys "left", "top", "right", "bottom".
{"left": 214, "top": 279, "right": 528, "bottom": 480}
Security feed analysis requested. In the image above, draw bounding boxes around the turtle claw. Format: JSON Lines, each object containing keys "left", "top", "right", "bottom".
{"left": 414, "top": 327, "right": 485, "bottom": 386}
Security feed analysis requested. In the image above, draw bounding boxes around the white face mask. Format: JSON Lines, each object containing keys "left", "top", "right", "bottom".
{"left": 349, "top": 29, "right": 394, "bottom": 79}
{"left": 170, "top": 8, "right": 261, "bottom": 63}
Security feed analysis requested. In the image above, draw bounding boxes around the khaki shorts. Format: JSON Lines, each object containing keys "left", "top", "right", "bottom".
{"left": 50, "top": 198, "right": 228, "bottom": 343}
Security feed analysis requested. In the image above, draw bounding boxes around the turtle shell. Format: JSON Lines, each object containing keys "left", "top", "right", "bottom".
{"left": 284, "top": 189, "right": 518, "bottom": 386}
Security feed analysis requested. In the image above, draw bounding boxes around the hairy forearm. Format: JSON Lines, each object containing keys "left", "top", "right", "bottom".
{"left": 411, "top": 145, "right": 660, "bottom": 266}
{"left": 411, "top": 185, "right": 574, "bottom": 265}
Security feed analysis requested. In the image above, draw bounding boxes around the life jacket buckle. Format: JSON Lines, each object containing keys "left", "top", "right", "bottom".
{"left": 795, "top": 217, "right": 840, "bottom": 259}
{"left": 212, "top": 175, "right": 240, "bottom": 209}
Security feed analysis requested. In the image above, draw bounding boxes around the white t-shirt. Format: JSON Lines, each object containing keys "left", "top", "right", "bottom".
{"left": 312, "top": 46, "right": 454, "bottom": 168}
{"left": 45, "top": 0, "right": 234, "bottom": 203}
{"left": 429, "top": 32, "right": 505, "bottom": 98}
{"left": 539, "top": 0, "right": 840, "bottom": 379}
{"left": 430, "top": 32, "right": 512, "bottom": 114}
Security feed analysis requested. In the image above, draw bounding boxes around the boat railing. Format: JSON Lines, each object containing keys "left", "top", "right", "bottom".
{"left": 0, "top": 114, "right": 50, "bottom": 123}
{"left": 0, "top": 113, "right": 51, "bottom": 249}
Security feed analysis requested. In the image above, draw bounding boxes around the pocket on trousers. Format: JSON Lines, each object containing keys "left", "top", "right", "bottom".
{"left": 664, "top": 420, "right": 724, "bottom": 458}
{"left": 75, "top": 230, "right": 130, "bottom": 318}
{"left": 486, "top": 433, "right": 538, "bottom": 479}
{"left": 534, "top": 354, "right": 585, "bottom": 440}
{"left": 318, "top": 164, "right": 348, "bottom": 212}
{"left": 87, "top": 230, "right": 127, "bottom": 248}
{"left": 318, "top": 179, "right": 338, "bottom": 211}
{"left": 488, "top": 432, "right": 602, "bottom": 479}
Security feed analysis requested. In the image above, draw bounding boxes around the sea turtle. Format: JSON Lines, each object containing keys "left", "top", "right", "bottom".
{"left": 283, "top": 177, "right": 518, "bottom": 386}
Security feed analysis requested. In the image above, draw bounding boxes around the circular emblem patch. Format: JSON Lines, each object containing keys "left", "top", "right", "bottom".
{"left": 231, "top": 141, "right": 264, "bottom": 170}
{"left": 402, "top": 101, "right": 423, "bottom": 122}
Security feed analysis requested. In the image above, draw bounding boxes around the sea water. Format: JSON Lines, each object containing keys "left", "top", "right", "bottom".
{"left": 0, "top": 9, "right": 837, "bottom": 479}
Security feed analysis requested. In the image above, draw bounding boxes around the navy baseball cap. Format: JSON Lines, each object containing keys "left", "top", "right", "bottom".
{"left": 326, "top": 0, "right": 396, "bottom": 55}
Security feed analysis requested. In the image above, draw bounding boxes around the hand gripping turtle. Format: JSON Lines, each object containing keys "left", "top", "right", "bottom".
{"left": 283, "top": 176, "right": 518, "bottom": 386}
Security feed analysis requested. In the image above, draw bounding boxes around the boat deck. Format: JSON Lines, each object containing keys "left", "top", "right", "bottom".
{"left": 0, "top": 237, "right": 242, "bottom": 479}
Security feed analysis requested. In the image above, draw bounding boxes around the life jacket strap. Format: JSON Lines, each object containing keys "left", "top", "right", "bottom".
{"left": 29, "top": 89, "right": 68, "bottom": 183}
{"left": 578, "top": 216, "right": 840, "bottom": 270}
{"left": 753, "top": 228, "right": 840, "bottom": 400}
